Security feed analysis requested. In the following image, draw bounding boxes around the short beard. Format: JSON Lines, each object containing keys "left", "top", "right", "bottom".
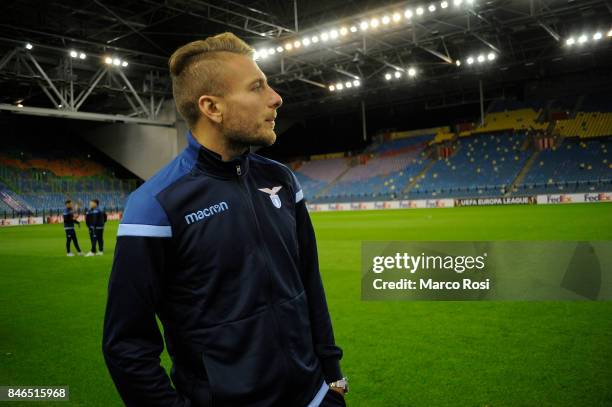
{"left": 221, "top": 122, "right": 275, "bottom": 157}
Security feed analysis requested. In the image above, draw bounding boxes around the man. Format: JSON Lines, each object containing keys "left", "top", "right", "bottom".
{"left": 63, "top": 200, "right": 82, "bottom": 257}
{"left": 102, "top": 32, "right": 347, "bottom": 407}
{"left": 93, "top": 199, "right": 107, "bottom": 255}
{"left": 85, "top": 200, "right": 100, "bottom": 256}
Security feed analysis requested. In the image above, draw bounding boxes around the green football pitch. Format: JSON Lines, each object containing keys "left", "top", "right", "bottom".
{"left": 1, "top": 203, "right": 611, "bottom": 406}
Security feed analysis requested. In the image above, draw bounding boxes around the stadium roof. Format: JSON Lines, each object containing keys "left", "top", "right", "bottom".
{"left": 1, "top": 0, "right": 611, "bottom": 121}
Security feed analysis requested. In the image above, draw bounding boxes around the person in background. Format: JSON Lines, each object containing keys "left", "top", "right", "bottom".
{"left": 85, "top": 199, "right": 100, "bottom": 257}
{"left": 93, "top": 199, "right": 107, "bottom": 255}
{"left": 63, "top": 200, "right": 82, "bottom": 257}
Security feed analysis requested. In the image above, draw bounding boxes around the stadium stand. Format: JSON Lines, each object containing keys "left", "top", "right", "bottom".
{"left": 3, "top": 99, "right": 610, "bottom": 215}
{"left": 317, "top": 149, "right": 430, "bottom": 202}
{"left": 292, "top": 100, "right": 611, "bottom": 202}
{"left": 408, "top": 132, "right": 531, "bottom": 199}
{"left": 0, "top": 142, "right": 139, "bottom": 216}
{"left": 514, "top": 138, "right": 612, "bottom": 195}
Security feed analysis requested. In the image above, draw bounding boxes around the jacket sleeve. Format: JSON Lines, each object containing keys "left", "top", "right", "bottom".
{"left": 292, "top": 175, "right": 344, "bottom": 383}
{"left": 102, "top": 193, "right": 188, "bottom": 407}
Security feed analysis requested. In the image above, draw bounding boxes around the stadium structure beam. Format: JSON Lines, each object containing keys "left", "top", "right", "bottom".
{"left": 295, "top": 77, "right": 326, "bottom": 89}
{"left": 92, "top": 0, "right": 166, "bottom": 53}
{"left": 0, "top": 48, "right": 17, "bottom": 71}
{"left": 143, "top": 0, "right": 295, "bottom": 38}
{"left": 25, "top": 53, "right": 71, "bottom": 109}
{"left": 115, "top": 68, "right": 151, "bottom": 118}
{"left": 75, "top": 67, "right": 108, "bottom": 111}
{"left": 419, "top": 45, "right": 454, "bottom": 65}
{"left": 538, "top": 21, "right": 560, "bottom": 42}
{"left": 0, "top": 104, "right": 173, "bottom": 126}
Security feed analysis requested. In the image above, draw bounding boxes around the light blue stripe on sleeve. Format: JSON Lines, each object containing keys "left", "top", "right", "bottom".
{"left": 307, "top": 381, "right": 330, "bottom": 407}
{"left": 117, "top": 224, "right": 172, "bottom": 238}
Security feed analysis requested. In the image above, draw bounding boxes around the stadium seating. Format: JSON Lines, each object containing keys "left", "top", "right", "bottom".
{"left": 293, "top": 157, "right": 350, "bottom": 200}
{"left": 317, "top": 149, "right": 429, "bottom": 202}
{"left": 0, "top": 147, "right": 138, "bottom": 215}
{"left": 554, "top": 112, "right": 612, "bottom": 138}
{"left": 408, "top": 132, "right": 531, "bottom": 199}
{"left": 515, "top": 138, "right": 612, "bottom": 195}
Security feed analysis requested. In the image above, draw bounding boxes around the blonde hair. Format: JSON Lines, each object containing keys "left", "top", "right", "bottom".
{"left": 169, "top": 32, "right": 254, "bottom": 128}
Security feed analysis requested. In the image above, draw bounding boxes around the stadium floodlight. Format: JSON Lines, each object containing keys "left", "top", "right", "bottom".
{"left": 353, "top": 79, "right": 361, "bottom": 87}
{"left": 276, "top": 46, "right": 284, "bottom": 53}
{"left": 578, "top": 34, "right": 587, "bottom": 44}
{"left": 112, "top": 58, "right": 121, "bottom": 66}
{"left": 340, "top": 27, "right": 348, "bottom": 36}
{"left": 293, "top": 40, "right": 301, "bottom": 48}
{"left": 592, "top": 32, "right": 602, "bottom": 41}
{"left": 104, "top": 56, "right": 113, "bottom": 64}
{"left": 121, "top": 61, "right": 128, "bottom": 67}
{"left": 17, "top": 103, "right": 23, "bottom": 108}
{"left": 454, "top": 0, "right": 463, "bottom": 5}
{"left": 382, "top": 15, "right": 391, "bottom": 25}
{"left": 477, "top": 54, "right": 485, "bottom": 63}
{"left": 487, "top": 52, "right": 496, "bottom": 61}
{"left": 302, "top": 37, "right": 311, "bottom": 47}
{"left": 408, "top": 67, "right": 417, "bottom": 77}
{"left": 405, "top": 9, "right": 413, "bottom": 19}
{"left": 385, "top": 73, "right": 392, "bottom": 80}
{"left": 268, "top": 47, "right": 276, "bottom": 55}
{"left": 311, "top": 35, "right": 319, "bottom": 43}
{"left": 608, "top": 29, "right": 612, "bottom": 37}
{"left": 329, "top": 85, "right": 336, "bottom": 91}
{"left": 25, "top": 43, "right": 33, "bottom": 50}
{"left": 455, "top": 59, "right": 461, "bottom": 66}
{"left": 416, "top": 7, "right": 424, "bottom": 15}
{"left": 466, "top": 0, "right": 474, "bottom": 4}
{"left": 284, "top": 42, "right": 293, "bottom": 50}
{"left": 429, "top": 4, "right": 436, "bottom": 12}
{"left": 394, "top": 71, "right": 402, "bottom": 78}
{"left": 467, "top": 57, "right": 475, "bottom": 64}
{"left": 336, "top": 83, "right": 344, "bottom": 90}
{"left": 441, "top": 1, "right": 449, "bottom": 9}
{"left": 259, "top": 49, "right": 268, "bottom": 59}
{"left": 370, "top": 18, "right": 380, "bottom": 28}
{"left": 566, "top": 37, "right": 575, "bottom": 46}
{"left": 79, "top": 52, "right": 86, "bottom": 59}
{"left": 69, "top": 50, "right": 78, "bottom": 58}
{"left": 330, "top": 29, "right": 339, "bottom": 39}
{"left": 345, "top": 81, "right": 352, "bottom": 88}
{"left": 360, "top": 21, "right": 369, "bottom": 31}
{"left": 392, "top": 12, "right": 402, "bottom": 22}
{"left": 321, "top": 32, "right": 329, "bottom": 41}
{"left": 350, "top": 25, "right": 358, "bottom": 33}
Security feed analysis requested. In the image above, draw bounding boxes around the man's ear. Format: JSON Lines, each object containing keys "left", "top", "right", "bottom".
{"left": 198, "top": 95, "right": 223, "bottom": 124}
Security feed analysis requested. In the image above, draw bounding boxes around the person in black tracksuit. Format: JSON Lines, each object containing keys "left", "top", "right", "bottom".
{"left": 102, "top": 33, "right": 347, "bottom": 407}
{"left": 63, "top": 200, "right": 82, "bottom": 256}
{"left": 93, "top": 200, "right": 107, "bottom": 254}
{"left": 85, "top": 200, "right": 100, "bottom": 255}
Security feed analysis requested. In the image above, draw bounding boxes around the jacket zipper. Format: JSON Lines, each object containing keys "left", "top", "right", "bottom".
{"left": 235, "top": 166, "right": 290, "bottom": 383}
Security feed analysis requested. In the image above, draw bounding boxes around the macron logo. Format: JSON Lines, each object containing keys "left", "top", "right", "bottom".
{"left": 184, "top": 201, "right": 229, "bottom": 225}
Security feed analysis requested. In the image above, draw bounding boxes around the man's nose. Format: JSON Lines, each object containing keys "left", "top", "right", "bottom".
{"left": 270, "top": 88, "right": 283, "bottom": 109}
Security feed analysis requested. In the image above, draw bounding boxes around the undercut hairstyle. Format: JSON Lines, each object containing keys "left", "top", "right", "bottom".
{"left": 169, "top": 32, "right": 254, "bottom": 128}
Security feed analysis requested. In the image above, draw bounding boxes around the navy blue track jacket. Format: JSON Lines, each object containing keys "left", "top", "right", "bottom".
{"left": 102, "top": 131, "right": 343, "bottom": 407}
{"left": 86, "top": 207, "right": 100, "bottom": 229}
{"left": 63, "top": 208, "right": 79, "bottom": 230}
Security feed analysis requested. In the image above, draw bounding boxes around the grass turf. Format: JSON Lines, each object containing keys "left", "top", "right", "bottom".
{"left": 1, "top": 203, "right": 611, "bottom": 406}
